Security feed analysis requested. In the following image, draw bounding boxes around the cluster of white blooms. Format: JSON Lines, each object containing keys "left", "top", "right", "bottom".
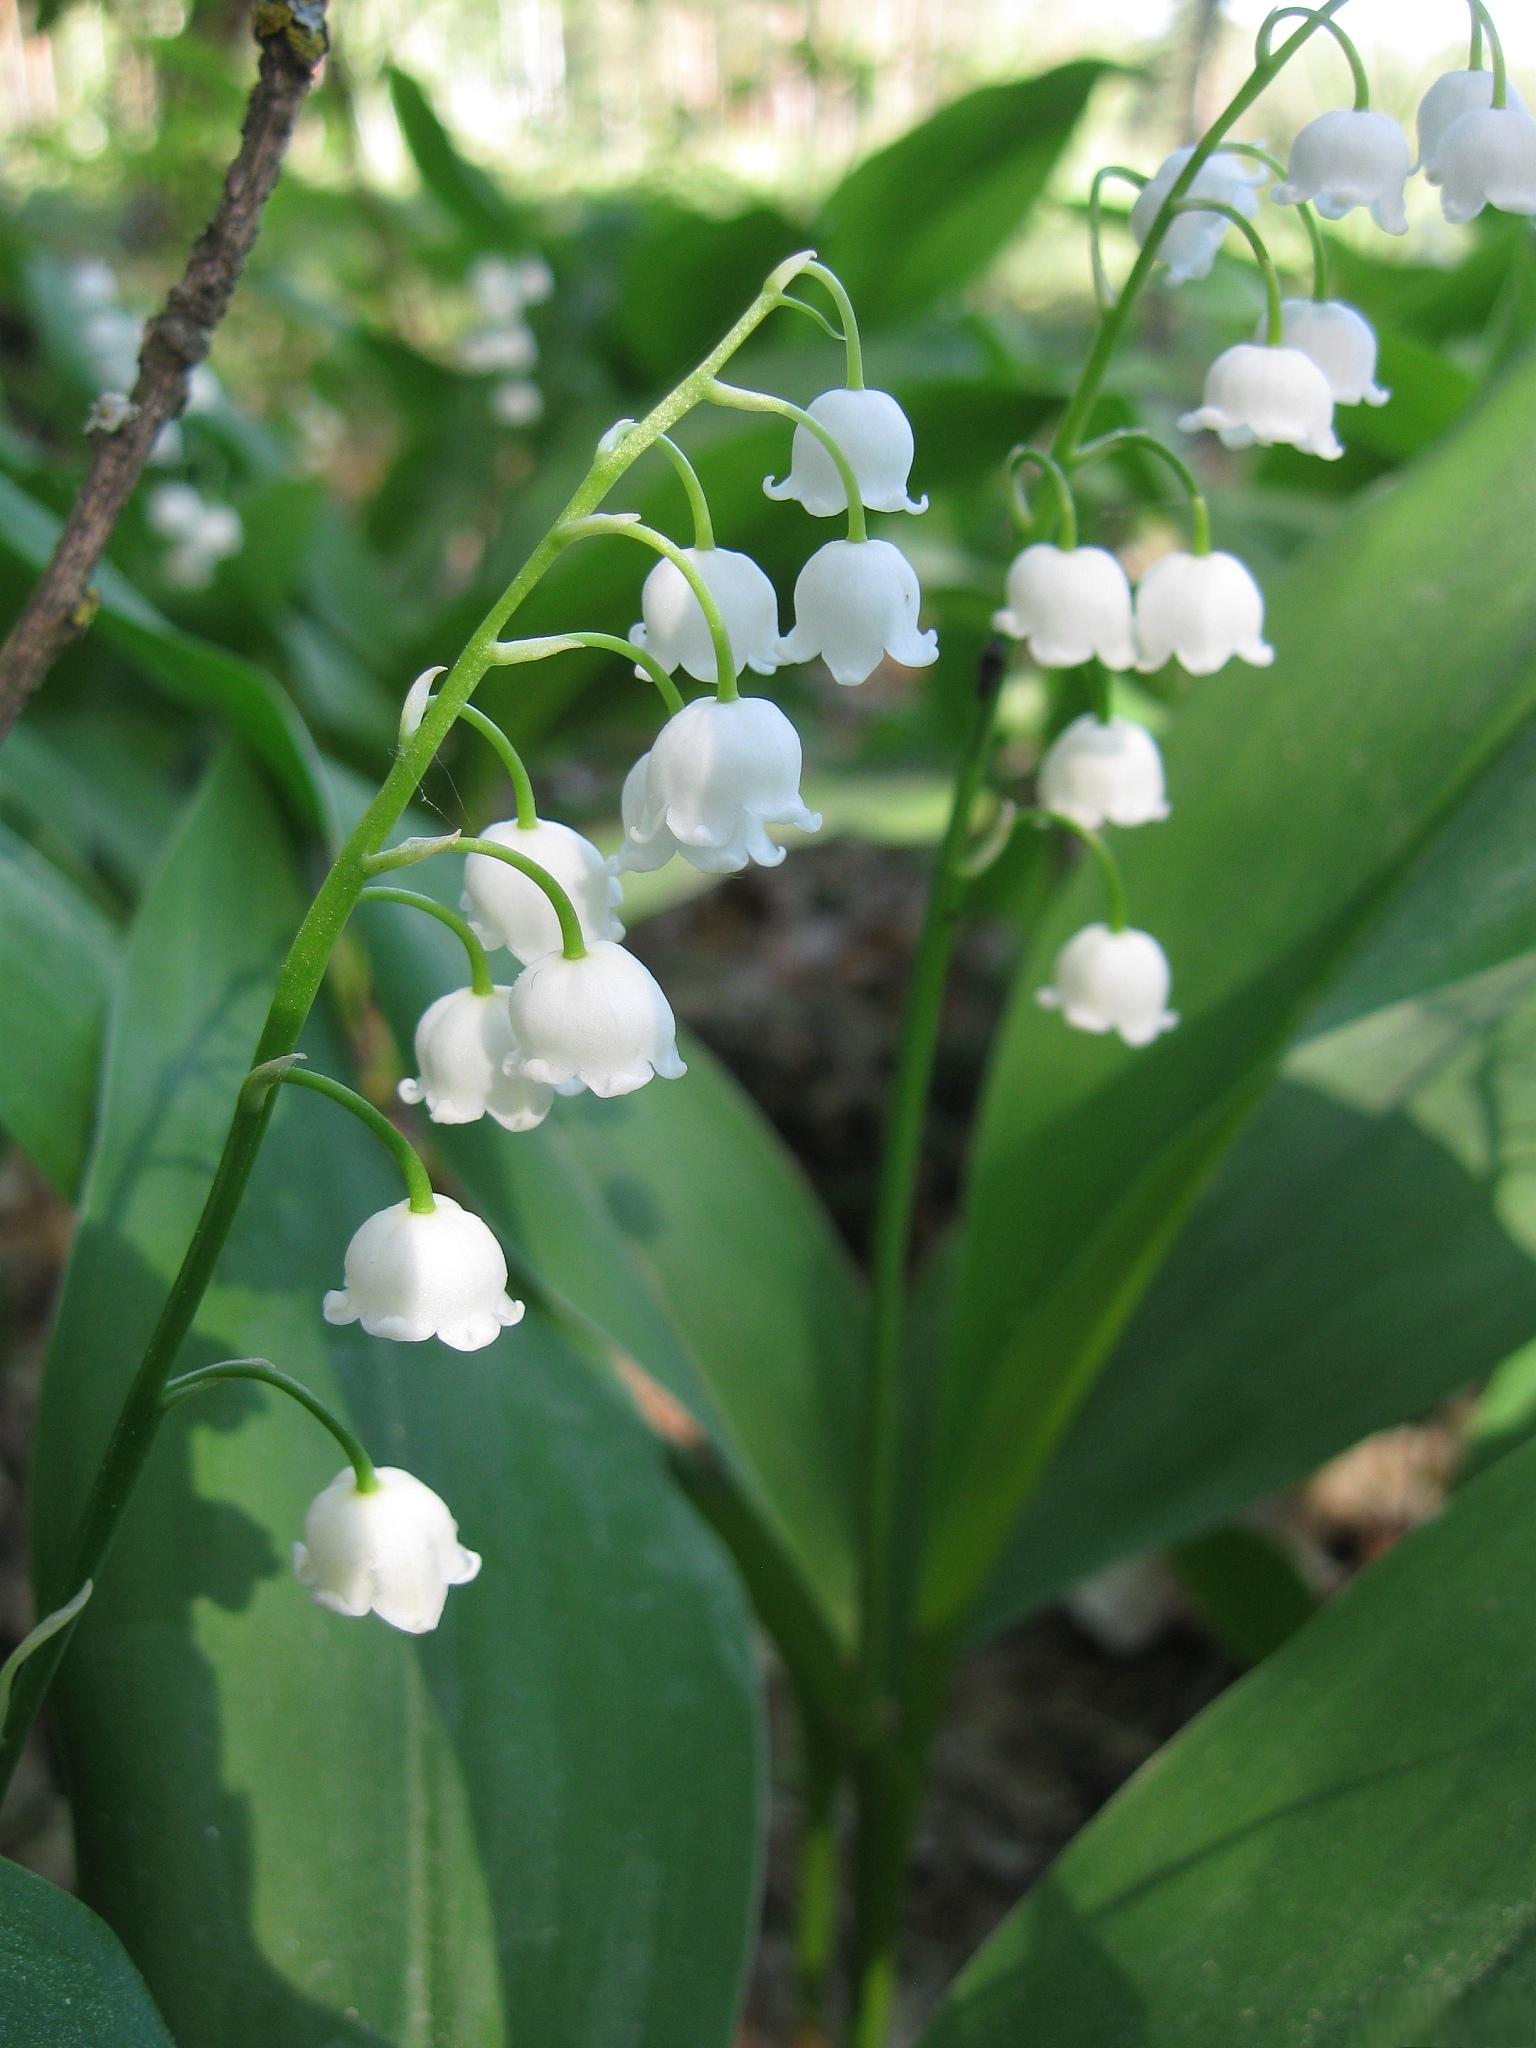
{"left": 145, "top": 481, "right": 244, "bottom": 590}
{"left": 460, "top": 253, "right": 552, "bottom": 428}
{"left": 994, "top": 544, "right": 1272, "bottom": 679}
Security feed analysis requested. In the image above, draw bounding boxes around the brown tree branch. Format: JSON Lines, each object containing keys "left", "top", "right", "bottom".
{"left": 0, "top": 1, "right": 329, "bottom": 742}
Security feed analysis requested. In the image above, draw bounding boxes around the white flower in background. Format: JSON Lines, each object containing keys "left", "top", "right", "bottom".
{"left": 1130, "top": 147, "right": 1267, "bottom": 285}
{"left": 1273, "top": 110, "right": 1411, "bottom": 233}
{"left": 470, "top": 253, "right": 552, "bottom": 322}
{"left": 67, "top": 256, "right": 119, "bottom": 308}
{"left": 82, "top": 306, "right": 141, "bottom": 391}
{"left": 462, "top": 817, "right": 624, "bottom": 964}
{"left": 323, "top": 1195, "right": 524, "bottom": 1351}
{"left": 1037, "top": 925, "right": 1179, "bottom": 1048}
{"left": 505, "top": 940, "right": 686, "bottom": 1098}
{"left": 1416, "top": 70, "right": 1528, "bottom": 180}
{"left": 491, "top": 379, "right": 544, "bottom": 428}
{"left": 778, "top": 537, "right": 938, "bottom": 686}
{"left": 1434, "top": 106, "right": 1536, "bottom": 223}
{"left": 1275, "top": 299, "right": 1389, "bottom": 407}
{"left": 145, "top": 481, "right": 244, "bottom": 589}
{"left": 458, "top": 324, "right": 539, "bottom": 376}
{"left": 629, "top": 546, "right": 783, "bottom": 683}
{"left": 991, "top": 545, "right": 1137, "bottom": 671}
{"left": 399, "top": 986, "right": 554, "bottom": 1131}
{"left": 293, "top": 1467, "right": 481, "bottom": 1635}
{"left": 1038, "top": 716, "right": 1169, "bottom": 831}
{"left": 764, "top": 388, "right": 928, "bottom": 516}
{"left": 616, "top": 696, "right": 822, "bottom": 875}
{"left": 1179, "top": 343, "right": 1343, "bottom": 460}
{"left": 1135, "top": 551, "right": 1275, "bottom": 675}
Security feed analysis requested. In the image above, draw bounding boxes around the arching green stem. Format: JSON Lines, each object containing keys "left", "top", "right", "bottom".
{"left": 1088, "top": 165, "right": 1150, "bottom": 313}
{"left": 769, "top": 290, "right": 847, "bottom": 345}
{"left": 556, "top": 513, "right": 741, "bottom": 700}
{"left": 162, "top": 1359, "right": 378, "bottom": 1494}
{"left": 801, "top": 257, "right": 865, "bottom": 389}
{"left": 654, "top": 432, "right": 716, "bottom": 550}
{"left": 1005, "top": 444, "right": 1079, "bottom": 547}
{"left": 1073, "top": 428, "right": 1213, "bottom": 554}
{"left": 704, "top": 378, "right": 869, "bottom": 544}
{"left": 455, "top": 836, "right": 588, "bottom": 960}
{"left": 1173, "top": 197, "right": 1285, "bottom": 344}
{"left": 1257, "top": 5, "right": 1370, "bottom": 107}
{"left": 244, "top": 1057, "right": 436, "bottom": 1214}
{"left": 1023, "top": 809, "right": 1130, "bottom": 930}
{"left": 1468, "top": 2, "right": 1508, "bottom": 104}
{"left": 1220, "top": 141, "right": 1329, "bottom": 299}
{"left": 399, "top": 674, "right": 538, "bottom": 829}
{"left": 356, "top": 886, "right": 495, "bottom": 996}
{"left": 488, "top": 631, "right": 685, "bottom": 717}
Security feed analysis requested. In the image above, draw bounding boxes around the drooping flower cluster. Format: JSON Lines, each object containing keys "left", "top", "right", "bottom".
{"left": 145, "top": 482, "right": 244, "bottom": 590}
{"left": 459, "top": 253, "right": 552, "bottom": 429}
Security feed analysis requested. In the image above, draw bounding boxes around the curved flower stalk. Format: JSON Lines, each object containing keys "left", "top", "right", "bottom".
{"left": 1129, "top": 147, "right": 1267, "bottom": 283}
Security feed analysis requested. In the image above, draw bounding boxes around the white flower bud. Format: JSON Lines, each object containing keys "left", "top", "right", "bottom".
{"left": 1038, "top": 716, "right": 1169, "bottom": 831}
{"left": 323, "top": 1195, "right": 524, "bottom": 1352}
{"left": 1275, "top": 299, "right": 1389, "bottom": 407}
{"left": 1179, "top": 343, "right": 1342, "bottom": 460}
{"left": 1434, "top": 106, "right": 1536, "bottom": 224}
{"left": 146, "top": 482, "right": 206, "bottom": 540}
{"left": 491, "top": 379, "right": 543, "bottom": 427}
{"left": 764, "top": 388, "right": 927, "bottom": 516}
{"left": 462, "top": 817, "right": 624, "bottom": 965}
{"left": 1416, "top": 70, "right": 1528, "bottom": 181}
{"left": 147, "top": 484, "right": 244, "bottom": 590}
{"left": 293, "top": 1467, "right": 481, "bottom": 1635}
{"left": 777, "top": 537, "right": 938, "bottom": 687}
{"left": 1037, "top": 924, "right": 1179, "bottom": 1048}
{"left": 1273, "top": 110, "right": 1411, "bottom": 233}
{"left": 505, "top": 939, "right": 686, "bottom": 1098}
{"left": 1130, "top": 148, "right": 1267, "bottom": 285}
{"left": 1135, "top": 551, "right": 1275, "bottom": 676}
{"left": 628, "top": 545, "right": 782, "bottom": 683}
{"left": 992, "top": 545, "right": 1136, "bottom": 671}
{"left": 398, "top": 986, "right": 554, "bottom": 1131}
{"left": 614, "top": 696, "right": 821, "bottom": 876}
{"left": 458, "top": 324, "right": 538, "bottom": 376}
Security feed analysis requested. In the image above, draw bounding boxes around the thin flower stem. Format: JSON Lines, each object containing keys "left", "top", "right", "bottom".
{"left": 455, "top": 837, "right": 589, "bottom": 961}
{"left": 1257, "top": 5, "right": 1370, "bottom": 107}
{"left": 1005, "top": 445, "right": 1079, "bottom": 547}
{"left": 792, "top": 1737, "right": 842, "bottom": 2042}
{"left": 1022, "top": 810, "right": 1130, "bottom": 930}
{"left": 1072, "top": 428, "right": 1214, "bottom": 555}
{"left": 1088, "top": 164, "right": 1151, "bottom": 313}
{"left": 801, "top": 258, "right": 865, "bottom": 389}
{"left": 456, "top": 704, "right": 538, "bottom": 829}
{"left": 356, "top": 886, "right": 496, "bottom": 997}
{"left": 769, "top": 290, "right": 848, "bottom": 345}
{"left": 161, "top": 1359, "right": 378, "bottom": 1494}
{"left": 1172, "top": 198, "right": 1285, "bottom": 343}
{"left": 654, "top": 433, "right": 716, "bottom": 551}
{"left": 487, "top": 632, "right": 685, "bottom": 716}
{"left": 244, "top": 1058, "right": 437, "bottom": 1214}
{"left": 704, "top": 377, "right": 869, "bottom": 543}
{"left": 1468, "top": 1, "right": 1508, "bottom": 104}
{"left": 556, "top": 513, "right": 742, "bottom": 701}
{"left": 1219, "top": 141, "right": 1330, "bottom": 299}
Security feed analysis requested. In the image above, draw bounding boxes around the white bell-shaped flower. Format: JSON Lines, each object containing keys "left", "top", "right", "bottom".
{"left": 992, "top": 546, "right": 1136, "bottom": 671}
{"left": 323, "top": 1195, "right": 524, "bottom": 1351}
{"left": 1416, "top": 70, "right": 1529, "bottom": 181}
{"left": 505, "top": 939, "right": 686, "bottom": 1098}
{"left": 777, "top": 538, "right": 938, "bottom": 687}
{"left": 1038, "top": 924, "right": 1179, "bottom": 1048}
{"left": 1135, "top": 551, "right": 1275, "bottom": 676}
{"left": 1179, "top": 343, "right": 1343, "bottom": 460}
{"left": 1275, "top": 299, "right": 1389, "bottom": 407}
{"left": 1130, "top": 147, "right": 1267, "bottom": 285}
{"left": 1273, "top": 109, "right": 1411, "bottom": 232}
{"left": 610, "top": 755, "right": 678, "bottom": 876}
{"left": 1038, "top": 716, "right": 1169, "bottom": 831}
{"left": 1434, "top": 105, "right": 1536, "bottom": 223}
{"left": 399, "top": 986, "right": 554, "bottom": 1131}
{"left": 629, "top": 546, "right": 783, "bottom": 683}
{"left": 293, "top": 1467, "right": 481, "bottom": 1635}
{"left": 462, "top": 816, "right": 624, "bottom": 964}
{"left": 764, "top": 387, "right": 927, "bottom": 516}
{"left": 615, "top": 696, "right": 822, "bottom": 876}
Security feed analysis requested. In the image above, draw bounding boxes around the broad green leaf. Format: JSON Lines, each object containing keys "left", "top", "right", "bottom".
{"left": 0, "top": 1858, "right": 174, "bottom": 2048}
{"left": 812, "top": 65, "right": 1110, "bottom": 325}
{"left": 926, "top": 350, "right": 1536, "bottom": 1638}
{"left": 31, "top": 752, "right": 763, "bottom": 2048}
{"left": 614, "top": 200, "right": 805, "bottom": 384}
{"left": 918, "top": 1433, "right": 1536, "bottom": 2048}
{"left": 0, "top": 818, "right": 116, "bottom": 1194}
{"left": 386, "top": 67, "right": 524, "bottom": 242}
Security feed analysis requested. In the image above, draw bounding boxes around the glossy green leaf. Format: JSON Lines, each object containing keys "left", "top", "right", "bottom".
{"left": 386, "top": 67, "right": 524, "bottom": 241}
{"left": 31, "top": 752, "right": 763, "bottom": 2047}
{"left": 0, "top": 1858, "right": 174, "bottom": 2048}
{"left": 926, "top": 350, "right": 1536, "bottom": 1638}
{"left": 812, "top": 64, "right": 1110, "bottom": 325}
{"left": 918, "top": 1433, "right": 1536, "bottom": 2048}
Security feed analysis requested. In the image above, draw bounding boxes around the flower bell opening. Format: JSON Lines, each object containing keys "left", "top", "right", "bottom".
{"left": 763, "top": 386, "right": 928, "bottom": 516}
{"left": 778, "top": 537, "right": 938, "bottom": 686}
{"left": 322, "top": 1196, "right": 525, "bottom": 1352}
{"left": 1037, "top": 924, "right": 1179, "bottom": 1049}
{"left": 992, "top": 545, "right": 1136, "bottom": 672}
{"left": 293, "top": 1467, "right": 482, "bottom": 1635}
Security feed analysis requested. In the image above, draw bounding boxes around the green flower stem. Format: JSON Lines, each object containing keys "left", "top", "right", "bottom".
{"left": 654, "top": 432, "right": 716, "bottom": 551}
{"left": 1051, "top": 0, "right": 1353, "bottom": 465}
{"left": 356, "top": 886, "right": 496, "bottom": 997}
{"left": 1022, "top": 809, "right": 1129, "bottom": 930}
{"left": 1005, "top": 444, "right": 1079, "bottom": 547}
{"left": 486, "top": 632, "right": 685, "bottom": 717}
{"left": 768, "top": 289, "right": 847, "bottom": 345}
{"left": 791, "top": 1733, "right": 842, "bottom": 2040}
{"left": 1219, "top": 142, "right": 1330, "bottom": 300}
{"left": 0, "top": 1583, "right": 93, "bottom": 1727}
{"left": 454, "top": 836, "right": 588, "bottom": 960}
{"left": 801, "top": 258, "right": 865, "bottom": 389}
{"left": 0, "top": 251, "right": 820, "bottom": 1802}
{"left": 704, "top": 377, "right": 869, "bottom": 544}
{"left": 555, "top": 513, "right": 742, "bottom": 701}
{"left": 1172, "top": 198, "right": 1285, "bottom": 344}
{"left": 245, "top": 1058, "right": 437, "bottom": 1213}
{"left": 1257, "top": 4, "right": 1370, "bottom": 107}
{"left": 1088, "top": 164, "right": 1150, "bottom": 313}
{"left": 162, "top": 1359, "right": 379, "bottom": 1494}
{"left": 457, "top": 704, "right": 538, "bottom": 829}
{"left": 1468, "top": 2, "right": 1508, "bottom": 104}
{"left": 1073, "top": 428, "right": 1214, "bottom": 555}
